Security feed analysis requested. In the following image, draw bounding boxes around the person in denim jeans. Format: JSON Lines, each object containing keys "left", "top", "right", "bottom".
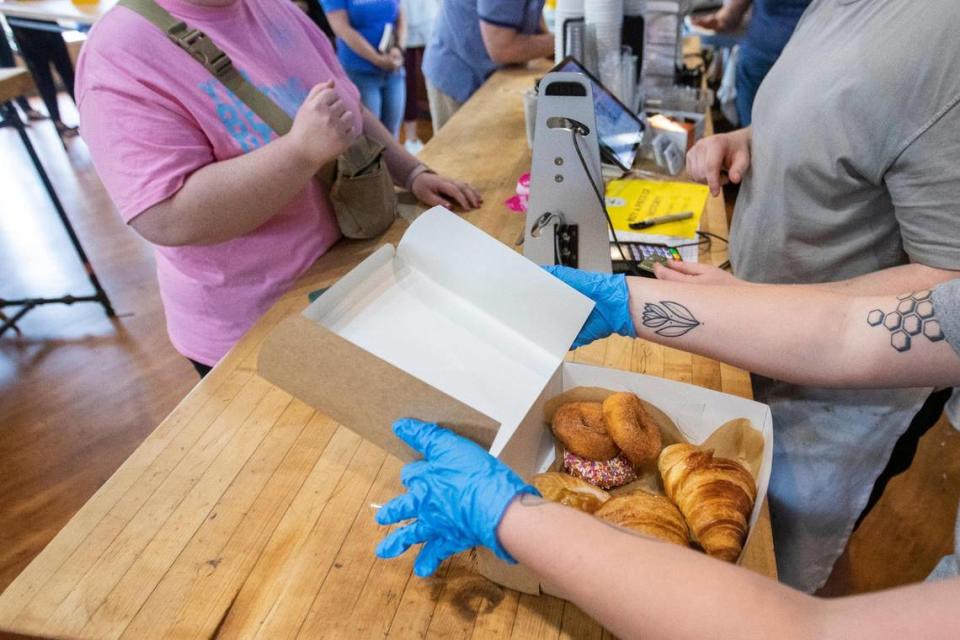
{"left": 693, "top": 0, "right": 811, "bottom": 126}
{"left": 422, "top": 0, "right": 552, "bottom": 130}
{"left": 323, "top": 0, "right": 406, "bottom": 136}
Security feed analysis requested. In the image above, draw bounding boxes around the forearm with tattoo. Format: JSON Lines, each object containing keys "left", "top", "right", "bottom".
{"left": 866, "top": 290, "right": 944, "bottom": 353}
{"left": 621, "top": 278, "right": 960, "bottom": 389}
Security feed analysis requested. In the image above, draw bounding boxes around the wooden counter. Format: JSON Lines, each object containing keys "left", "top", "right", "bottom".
{"left": 0, "top": 63, "right": 776, "bottom": 639}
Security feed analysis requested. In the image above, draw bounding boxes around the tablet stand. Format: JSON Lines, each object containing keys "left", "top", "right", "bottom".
{"left": 524, "top": 72, "right": 612, "bottom": 273}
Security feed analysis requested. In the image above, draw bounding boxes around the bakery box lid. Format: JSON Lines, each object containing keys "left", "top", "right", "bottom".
{"left": 258, "top": 207, "right": 594, "bottom": 461}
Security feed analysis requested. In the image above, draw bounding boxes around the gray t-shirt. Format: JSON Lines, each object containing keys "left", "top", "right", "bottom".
{"left": 929, "top": 279, "right": 960, "bottom": 580}
{"left": 731, "top": 0, "right": 960, "bottom": 281}
{"left": 725, "top": 0, "right": 960, "bottom": 592}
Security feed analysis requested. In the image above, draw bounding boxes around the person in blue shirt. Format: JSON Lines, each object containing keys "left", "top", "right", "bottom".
{"left": 423, "top": 0, "right": 553, "bottom": 130}
{"left": 323, "top": 0, "right": 407, "bottom": 136}
{"left": 694, "top": 0, "right": 811, "bottom": 126}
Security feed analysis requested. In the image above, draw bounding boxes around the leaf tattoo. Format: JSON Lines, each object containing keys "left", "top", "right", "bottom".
{"left": 642, "top": 301, "right": 701, "bottom": 338}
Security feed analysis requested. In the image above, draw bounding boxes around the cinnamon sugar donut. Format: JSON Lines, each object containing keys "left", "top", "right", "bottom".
{"left": 551, "top": 402, "right": 619, "bottom": 461}
{"left": 601, "top": 392, "right": 662, "bottom": 466}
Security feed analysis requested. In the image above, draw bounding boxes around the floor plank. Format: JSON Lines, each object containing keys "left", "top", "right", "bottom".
{"left": 0, "top": 368, "right": 252, "bottom": 627}
{"left": 820, "top": 414, "right": 960, "bottom": 594}
{"left": 0, "top": 97, "right": 196, "bottom": 597}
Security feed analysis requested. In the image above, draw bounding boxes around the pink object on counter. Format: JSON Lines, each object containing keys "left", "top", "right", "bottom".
{"left": 504, "top": 172, "right": 531, "bottom": 213}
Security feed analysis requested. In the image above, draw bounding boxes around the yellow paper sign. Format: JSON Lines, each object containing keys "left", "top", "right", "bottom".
{"left": 605, "top": 179, "right": 709, "bottom": 240}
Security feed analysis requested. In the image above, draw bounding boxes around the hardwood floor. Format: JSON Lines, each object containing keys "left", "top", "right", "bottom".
{"left": 820, "top": 413, "right": 960, "bottom": 594}
{"left": 0, "top": 97, "right": 196, "bottom": 591}
{"left": 0, "top": 94, "right": 957, "bottom": 607}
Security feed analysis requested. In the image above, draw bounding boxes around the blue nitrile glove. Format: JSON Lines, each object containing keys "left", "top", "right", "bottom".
{"left": 374, "top": 418, "right": 539, "bottom": 577}
{"left": 542, "top": 264, "right": 636, "bottom": 348}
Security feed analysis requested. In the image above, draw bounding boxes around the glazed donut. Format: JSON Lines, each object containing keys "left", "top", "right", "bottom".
{"left": 551, "top": 402, "right": 619, "bottom": 461}
{"left": 532, "top": 472, "right": 611, "bottom": 513}
{"left": 563, "top": 450, "right": 638, "bottom": 489}
{"left": 601, "top": 392, "right": 662, "bottom": 466}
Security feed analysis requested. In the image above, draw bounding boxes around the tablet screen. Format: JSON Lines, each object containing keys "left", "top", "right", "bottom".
{"left": 552, "top": 57, "right": 646, "bottom": 170}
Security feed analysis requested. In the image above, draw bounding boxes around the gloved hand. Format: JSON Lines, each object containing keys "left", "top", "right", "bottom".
{"left": 375, "top": 418, "right": 539, "bottom": 577}
{"left": 543, "top": 265, "right": 636, "bottom": 348}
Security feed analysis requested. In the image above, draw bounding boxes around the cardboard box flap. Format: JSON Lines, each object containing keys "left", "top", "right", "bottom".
{"left": 259, "top": 313, "right": 501, "bottom": 462}
{"left": 393, "top": 207, "right": 593, "bottom": 361}
{"left": 295, "top": 207, "right": 594, "bottom": 447}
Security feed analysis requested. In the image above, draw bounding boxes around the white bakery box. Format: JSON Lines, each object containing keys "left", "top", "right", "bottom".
{"left": 258, "top": 207, "right": 774, "bottom": 595}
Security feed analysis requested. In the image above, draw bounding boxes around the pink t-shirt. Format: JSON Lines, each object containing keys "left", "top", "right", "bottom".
{"left": 76, "top": 0, "right": 361, "bottom": 365}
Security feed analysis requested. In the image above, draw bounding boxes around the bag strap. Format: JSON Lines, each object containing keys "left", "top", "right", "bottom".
{"left": 118, "top": 0, "right": 336, "bottom": 183}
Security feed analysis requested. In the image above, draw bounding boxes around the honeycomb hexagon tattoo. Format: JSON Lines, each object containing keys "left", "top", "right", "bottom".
{"left": 867, "top": 290, "right": 942, "bottom": 353}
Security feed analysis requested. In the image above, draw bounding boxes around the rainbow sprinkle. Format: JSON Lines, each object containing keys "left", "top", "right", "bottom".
{"left": 563, "top": 451, "right": 638, "bottom": 489}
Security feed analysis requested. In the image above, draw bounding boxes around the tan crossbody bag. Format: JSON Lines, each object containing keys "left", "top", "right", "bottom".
{"left": 118, "top": 0, "right": 398, "bottom": 239}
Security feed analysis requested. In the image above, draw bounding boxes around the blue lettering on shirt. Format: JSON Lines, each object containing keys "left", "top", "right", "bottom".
{"left": 199, "top": 72, "right": 310, "bottom": 153}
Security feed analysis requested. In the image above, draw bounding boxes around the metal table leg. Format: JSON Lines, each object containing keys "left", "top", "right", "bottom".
{"left": 0, "top": 99, "right": 115, "bottom": 337}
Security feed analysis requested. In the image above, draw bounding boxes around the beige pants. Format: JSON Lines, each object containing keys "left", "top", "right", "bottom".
{"left": 426, "top": 81, "right": 463, "bottom": 132}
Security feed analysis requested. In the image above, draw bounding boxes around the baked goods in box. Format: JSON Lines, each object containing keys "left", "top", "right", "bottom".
{"left": 551, "top": 402, "right": 619, "bottom": 461}
{"left": 658, "top": 443, "right": 757, "bottom": 562}
{"left": 542, "top": 387, "right": 764, "bottom": 563}
{"left": 594, "top": 491, "right": 690, "bottom": 546}
{"left": 601, "top": 392, "right": 663, "bottom": 466}
{"left": 562, "top": 450, "right": 638, "bottom": 489}
{"left": 532, "top": 472, "right": 611, "bottom": 513}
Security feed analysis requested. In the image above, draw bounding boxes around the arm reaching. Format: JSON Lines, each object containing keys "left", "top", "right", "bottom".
{"left": 130, "top": 81, "right": 355, "bottom": 246}
{"left": 479, "top": 20, "right": 553, "bottom": 65}
{"left": 374, "top": 419, "right": 538, "bottom": 576}
{"left": 685, "top": 127, "right": 752, "bottom": 195}
{"left": 376, "top": 420, "right": 960, "bottom": 640}
{"left": 690, "top": 0, "right": 752, "bottom": 33}
{"left": 499, "top": 494, "right": 960, "bottom": 640}
{"left": 360, "top": 107, "right": 482, "bottom": 209}
{"left": 499, "top": 495, "right": 823, "bottom": 640}
{"left": 655, "top": 261, "right": 960, "bottom": 296}
{"left": 544, "top": 266, "right": 960, "bottom": 388}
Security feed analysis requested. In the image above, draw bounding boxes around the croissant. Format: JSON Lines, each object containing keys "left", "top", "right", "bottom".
{"left": 594, "top": 491, "right": 689, "bottom": 546}
{"left": 658, "top": 443, "right": 757, "bottom": 562}
{"left": 532, "top": 472, "right": 611, "bottom": 513}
